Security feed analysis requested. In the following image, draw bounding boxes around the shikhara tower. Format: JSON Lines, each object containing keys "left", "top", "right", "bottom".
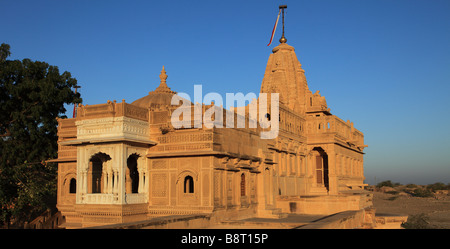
{"left": 51, "top": 7, "right": 369, "bottom": 228}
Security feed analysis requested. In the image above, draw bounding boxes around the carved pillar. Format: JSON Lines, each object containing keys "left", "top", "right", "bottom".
{"left": 138, "top": 168, "right": 144, "bottom": 193}
{"left": 137, "top": 157, "right": 146, "bottom": 194}
{"left": 81, "top": 170, "right": 87, "bottom": 194}
{"left": 113, "top": 170, "right": 119, "bottom": 194}
{"left": 107, "top": 169, "right": 113, "bottom": 194}
{"left": 328, "top": 152, "right": 338, "bottom": 195}
{"left": 102, "top": 167, "right": 108, "bottom": 194}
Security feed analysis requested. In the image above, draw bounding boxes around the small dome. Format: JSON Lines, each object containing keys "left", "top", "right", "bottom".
{"left": 131, "top": 66, "right": 187, "bottom": 108}
{"left": 131, "top": 92, "right": 177, "bottom": 108}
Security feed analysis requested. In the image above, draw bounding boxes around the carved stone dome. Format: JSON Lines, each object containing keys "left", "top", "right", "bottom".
{"left": 131, "top": 66, "right": 185, "bottom": 108}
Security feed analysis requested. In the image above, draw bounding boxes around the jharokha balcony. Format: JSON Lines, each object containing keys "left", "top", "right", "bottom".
{"left": 306, "top": 114, "right": 366, "bottom": 152}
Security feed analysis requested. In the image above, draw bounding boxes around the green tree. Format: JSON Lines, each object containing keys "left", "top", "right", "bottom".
{"left": 0, "top": 43, "right": 81, "bottom": 227}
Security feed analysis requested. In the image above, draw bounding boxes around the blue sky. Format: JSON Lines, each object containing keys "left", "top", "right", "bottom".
{"left": 2, "top": 0, "right": 450, "bottom": 185}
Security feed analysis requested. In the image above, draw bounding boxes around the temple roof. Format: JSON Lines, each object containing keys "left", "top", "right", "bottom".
{"left": 131, "top": 66, "right": 180, "bottom": 108}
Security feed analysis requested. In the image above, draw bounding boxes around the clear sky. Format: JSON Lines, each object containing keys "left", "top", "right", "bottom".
{"left": 2, "top": 0, "right": 450, "bottom": 185}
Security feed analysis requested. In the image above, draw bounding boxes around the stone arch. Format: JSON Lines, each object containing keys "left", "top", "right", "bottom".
{"left": 62, "top": 172, "right": 77, "bottom": 195}
{"left": 176, "top": 170, "right": 199, "bottom": 206}
{"left": 126, "top": 153, "right": 140, "bottom": 194}
{"left": 176, "top": 170, "right": 198, "bottom": 194}
{"left": 311, "top": 147, "right": 329, "bottom": 191}
{"left": 184, "top": 175, "right": 194, "bottom": 193}
{"left": 88, "top": 152, "right": 111, "bottom": 194}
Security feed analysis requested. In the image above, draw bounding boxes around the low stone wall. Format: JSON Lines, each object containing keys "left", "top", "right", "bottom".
{"left": 276, "top": 193, "right": 372, "bottom": 215}
{"left": 86, "top": 214, "right": 213, "bottom": 229}
{"left": 374, "top": 215, "right": 408, "bottom": 229}
{"left": 296, "top": 210, "right": 367, "bottom": 229}
{"left": 84, "top": 208, "right": 403, "bottom": 229}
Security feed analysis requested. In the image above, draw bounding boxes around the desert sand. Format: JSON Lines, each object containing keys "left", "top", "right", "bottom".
{"left": 372, "top": 190, "right": 450, "bottom": 229}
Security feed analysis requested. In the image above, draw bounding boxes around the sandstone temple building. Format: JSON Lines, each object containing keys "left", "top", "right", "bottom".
{"left": 51, "top": 37, "right": 370, "bottom": 228}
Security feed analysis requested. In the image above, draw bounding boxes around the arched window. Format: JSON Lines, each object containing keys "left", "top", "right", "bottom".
{"left": 240, "top": 173, "right": 246, "bottom": 196}
{"left": 313, "top": 147, "right": 329, "bottom": 191}
{"left": 184, "top": 176, "right": 194, "bottom": 193}
{"left": 90, "top": 157, "right": 103, "bottom": 193}
{"left": 88, "top": 152, "right": 111, "bottom": 194}
{"left": 126, "top": 154, "right": 140, "bottom": 194}
{"left": 69, "top": 178, "right": 76, "bottom": 194}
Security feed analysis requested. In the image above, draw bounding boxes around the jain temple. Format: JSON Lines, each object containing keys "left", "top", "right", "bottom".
{"left": 51, "top": 32, "right": 373, "bottom": 229}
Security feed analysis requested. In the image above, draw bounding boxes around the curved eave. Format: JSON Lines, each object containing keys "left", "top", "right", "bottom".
{"left": 60, "top": 137, "right": 157, "bottom": 146}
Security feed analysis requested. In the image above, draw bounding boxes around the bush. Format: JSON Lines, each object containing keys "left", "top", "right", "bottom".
{"left": 401, "top": 213, "right": 431, "bottom": 229}
{"left": 412, "top": 188, "right": 434, "bottom": 198}
{"left": 376, "top": 180, "right": 401, "bottom": 189}
{"left": 376, "top": 180, "right": 394, "bottom": 188}
{"left": 426, "top": 182, "right": 448, "bottom": 192}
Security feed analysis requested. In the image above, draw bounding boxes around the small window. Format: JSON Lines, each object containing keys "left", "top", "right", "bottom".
{"left": 184, "top": 176, "right": 194, "bottom": 193}
{"left": 69, "top": 178, "right": 76, "bottom": 194}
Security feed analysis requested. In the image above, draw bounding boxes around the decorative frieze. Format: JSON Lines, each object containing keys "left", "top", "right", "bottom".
{"left": 125, "top": 193, "right": 147, "bottom": 204}
{"left": 76, "top": 116, "right": 149, "bottom": 140}
{"left": 156, "top": 133, "right": 213, "bottom": 144}
{"left": 83, "top": 194, "right": 119, "bottom": 204}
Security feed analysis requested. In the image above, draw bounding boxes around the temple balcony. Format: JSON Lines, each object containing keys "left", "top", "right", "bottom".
{"left": 306, "top": 115, "right": 366, "bottom": 150}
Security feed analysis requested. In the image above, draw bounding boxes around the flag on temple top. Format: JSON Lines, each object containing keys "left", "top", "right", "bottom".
{"left": 267, "top": 9, "right": 281, "bottom": 46}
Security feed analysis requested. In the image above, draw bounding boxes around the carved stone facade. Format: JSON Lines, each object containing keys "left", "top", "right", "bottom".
{"left": 52, "top": 41, "right": 369, "bottom": 228}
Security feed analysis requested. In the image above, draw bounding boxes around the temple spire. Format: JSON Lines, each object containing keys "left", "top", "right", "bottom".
{"left": 279, "top": 5, "right": 287, "bottom": 44}
{"left": 152, "top": 65, "right": 176, "bottom": 94}
{"left": 159, "top": 66, "right": 168, "bottom": 87}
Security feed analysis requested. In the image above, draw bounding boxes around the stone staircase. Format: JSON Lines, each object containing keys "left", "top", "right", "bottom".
{"left": 24, "top": 209, "right": 64, "bottom": 229}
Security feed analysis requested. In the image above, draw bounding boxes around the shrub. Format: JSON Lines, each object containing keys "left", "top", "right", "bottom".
{"left": 401, "top": 213, "right": 431, "bottom": 229}
{"left": 426, "top": 182, "right": 447, "bottom": 192}
{"left": 412, "top": 188, "right": 434, "bottom": 198}
{"left": 376, "top": 180, "right": 395, "bottom": 188}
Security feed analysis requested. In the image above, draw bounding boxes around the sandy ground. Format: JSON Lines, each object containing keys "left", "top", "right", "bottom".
{"left": 372, "top": 191, "right": 450, "bottom": 229}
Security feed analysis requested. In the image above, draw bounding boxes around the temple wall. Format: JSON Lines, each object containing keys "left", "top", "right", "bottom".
{"left": 147, "top": 156, "right": 214, "bottom": 216}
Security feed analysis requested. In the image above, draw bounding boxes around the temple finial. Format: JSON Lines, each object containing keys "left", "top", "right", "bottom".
{"left": 159, "top": 65, "right": 168, "bottom": 86}
{"left": 151, "top": 65, "right": 176, "bottom": 94}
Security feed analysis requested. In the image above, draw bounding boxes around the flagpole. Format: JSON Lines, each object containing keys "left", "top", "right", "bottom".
{"left": 279, "top": 5, "right": 287, "bottom": 43}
